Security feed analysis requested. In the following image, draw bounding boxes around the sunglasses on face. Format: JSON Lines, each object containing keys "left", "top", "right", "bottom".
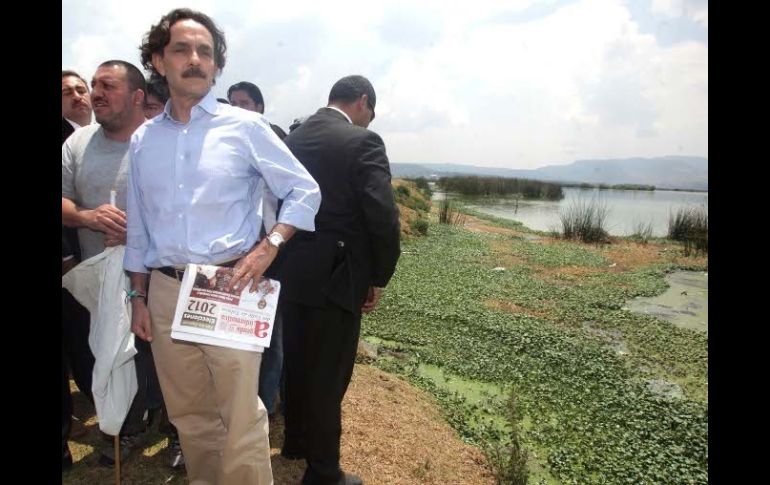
{"left": 366, "top": 98, "right": 375, "bottom": 121}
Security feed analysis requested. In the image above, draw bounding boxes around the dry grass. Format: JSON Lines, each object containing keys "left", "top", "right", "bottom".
{"left": 484, "top": 299, "right": 551, "bottom": 318}
{"left": 340, "top": 366, "right": 494, "bottom": 485}
{"left": 540, "top": 265, "right": 605, "bottom": 278}
{"left": 536, "top": 239, "right": 707, "bottom": 280}
{"left": 63, "top": 365, "right": 493, "bottom": 485}
{"left": 462, "top": 215, "right": 522, "bottom": 237}
{"left": 486, "top": 238, "right": 536, "bottom": 276}
{"left": 600, "top": 241, "right": 671, "bottom": 270}
{"left": 599, "top": 239, "right": 708, "bottom": 270}
{"left": 398, "top": 204, "right": 421, "bottom": 237}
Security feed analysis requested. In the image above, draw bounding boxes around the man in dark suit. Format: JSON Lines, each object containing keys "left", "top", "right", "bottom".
{"left": 62, "top": 70, "right": 92, "bottom": 133}
{"left": 61, "top": 69, "right": 94, "bottom": 470}
{"left": 62, "top": 117, "right": 75, "bottom": 143}
{"left": 277, "top": 75, "right": 401, "bottom": 485}
{"left": 61, "top": 70, "right": 92, "bottom": 265}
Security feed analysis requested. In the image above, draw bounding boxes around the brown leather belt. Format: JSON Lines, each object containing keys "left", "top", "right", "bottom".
{"left": 153, "top": 259, "right": 239, "bottom": 281}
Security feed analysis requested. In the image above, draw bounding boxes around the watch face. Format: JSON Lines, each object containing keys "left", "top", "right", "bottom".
{"left": 269, "top": 234, "right": 282, "bottom": 247}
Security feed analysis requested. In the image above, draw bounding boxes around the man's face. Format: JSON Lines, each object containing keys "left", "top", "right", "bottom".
{"left": 62, "top": 75, "right": 92, "bottom": 122}
{"left": 91, "top": 65, "right": 135, "bottom": 132}
{"left": 153, "top": 19, "right": 217, "bottom": 99}
{"left": 229, "top": 90, "right": 262, "bottom": 113}
{"left": 144, "top": 94, "right": 165, "bottom": 118}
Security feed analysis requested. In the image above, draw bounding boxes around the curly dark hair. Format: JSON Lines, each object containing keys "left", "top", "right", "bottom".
{"left": 139, "top": 8, "right": 227, "bottom": 82}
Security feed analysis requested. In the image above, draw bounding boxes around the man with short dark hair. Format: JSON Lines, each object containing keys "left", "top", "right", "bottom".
{"left": 126, "top": 8, "right": 320, "bottom": 484}
{"left": 277, "top": 75, "right": 400, "bottom": 485}
{"left": 144, "top": 77, "right": 169, "bottom": 119}
{"left": 62, "top": 70, "right": 92, "bottom": 133}
{"left": 62, "top": 60, "right": 149, "bottom": 466}
{"left": 62, "top": 60, "right": 146, "bottom": 259}
{"left": 227, "top": 81, "right": 264, "bottom": 111}
{"left": 228, "top": 81, "right": 287, "bottom": 139}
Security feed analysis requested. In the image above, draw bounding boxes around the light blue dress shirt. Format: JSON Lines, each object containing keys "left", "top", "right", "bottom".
{"left": 124, "top": 90, "right": 321, "bottom": 273}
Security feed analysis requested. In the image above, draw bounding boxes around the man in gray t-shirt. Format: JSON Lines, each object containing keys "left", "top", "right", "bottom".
{"left": 62, "top": 123, "right": 130, "bottom": 259}
{"left": 61, "top": 60, "right": 148, "bottom": 466}
{"left": 62, "top": 61, "right": 147, "bottom": 257}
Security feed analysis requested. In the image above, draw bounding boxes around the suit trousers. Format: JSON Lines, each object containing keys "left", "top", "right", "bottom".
{"left": 258, "top": 310, "right": 283, "bottom": 414}
{"left": 282, "top": 301, "right": 361, "bottom": 484}
{"left": 62, "top": 288, "right": 94, "bottom": 453}
{"left": 147, "top": 270, "right": 273, "bottom": 485}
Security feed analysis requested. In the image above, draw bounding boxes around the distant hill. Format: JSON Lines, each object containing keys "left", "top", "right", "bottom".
{"left": 391, "top": 156, "right": 708, "bottom": 191}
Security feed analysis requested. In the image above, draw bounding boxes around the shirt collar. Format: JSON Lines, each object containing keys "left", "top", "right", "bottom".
{"left": 64, "top": 118, "right": 82, "bottom": 130}
{"left": 162, "top": 89, "right": 220, "bottom": 121}
{"left": 324, "top": 106, "right": 352, "bottom": 124}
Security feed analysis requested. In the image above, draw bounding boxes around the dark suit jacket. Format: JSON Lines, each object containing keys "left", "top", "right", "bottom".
{"left": 269, "top": 123, "right": 287, "bottom": 140}
{"left": 62, "top": 118, "right": 81, "bottom": 260}
{"left": 275, "top": 108, "right": 400, "bottom": 315}
{"left": 62, "top": 117, "right": 75, "bottom": 144}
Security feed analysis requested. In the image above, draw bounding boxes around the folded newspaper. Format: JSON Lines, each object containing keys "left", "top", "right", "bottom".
{"left": 170, "top": 264, "right": 280, "bottom": 352}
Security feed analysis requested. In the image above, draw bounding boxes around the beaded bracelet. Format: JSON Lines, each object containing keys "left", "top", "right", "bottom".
{"left": 126, "top": 289, "right": 147, "bottom": 303}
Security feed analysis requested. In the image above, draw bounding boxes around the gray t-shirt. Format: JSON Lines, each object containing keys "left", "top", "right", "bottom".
{"left": 62, "top": 124, "right": 130, "bottom": 260}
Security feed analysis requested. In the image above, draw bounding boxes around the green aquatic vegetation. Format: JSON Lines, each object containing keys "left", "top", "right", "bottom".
{"left": 364, "top": 221, "right": 708, "bottom": 484}
{"left": 508, "top": 239, "right": 609, "bottom": 268}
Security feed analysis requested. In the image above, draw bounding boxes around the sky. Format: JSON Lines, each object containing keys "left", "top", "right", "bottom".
{"left": 62, "top": 0, "right": 708, "bottom": 170}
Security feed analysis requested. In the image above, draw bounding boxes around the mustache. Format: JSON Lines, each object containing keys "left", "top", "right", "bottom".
{"left": 182, "top": 67, "right": 207, "bottom": 79}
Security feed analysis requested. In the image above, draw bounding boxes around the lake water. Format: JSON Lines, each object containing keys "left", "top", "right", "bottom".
{"left": 451, "top": 187, "right": 708, "bottom": 237}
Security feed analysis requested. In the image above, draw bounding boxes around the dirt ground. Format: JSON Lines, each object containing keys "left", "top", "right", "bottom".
{"left": 63, "top": 365, "right": 494, "bottom": 485}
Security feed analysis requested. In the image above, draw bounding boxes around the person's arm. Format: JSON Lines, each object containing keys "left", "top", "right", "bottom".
{"left": 62, "top": 197, "right": 126, "bottom": 238}
{"left": 123, "top": 143, "right": 151, "bottom": 276}
{"left": 227, "top": 119, "right": 321, "bottom": 292}
{"left": 62, "top": 138, "right": 126, "bottom": 240}
{"left": 247, "top": 118, "right": 321, "bottom": 234}
{"left": 361, "top": 286, "right": 383, "bottom": 314}
{"left": 124, "top": 143, "right": 154, "bottom": 341}
{"left": 227, "top": 222, "right": 297, "bottom": 293}
{"left": 127, "top": 271, "right": 152, "bottom": 342}
{"left": 354, "top": 131, "right": 401, "bottom": 289}
{"left": 350, "top": 132, "right": 401, "bottom": 314}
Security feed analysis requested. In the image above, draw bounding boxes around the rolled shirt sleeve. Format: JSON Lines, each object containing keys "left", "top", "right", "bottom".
{"left": 119, "top": 92, "right": 321, "bottom": 270}
{"left": 62, "top": 139, "right": 77, "bottom": 201}
{"left": 123, "top": 142, "right": 151, "bottom": 273}
{"left": 247, "top": 119, "right": 321, "bottom": 232}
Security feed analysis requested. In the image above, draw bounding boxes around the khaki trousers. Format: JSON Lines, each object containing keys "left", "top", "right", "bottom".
{"left": 148, "top": 270, "right": 273, "bottom": 485}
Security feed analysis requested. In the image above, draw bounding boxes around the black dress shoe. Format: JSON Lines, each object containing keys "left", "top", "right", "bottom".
{"left": 280, "top": 447, "right": 305, "bottom": 460}
{"left": 62, "top": 447, "right": 73, "bottom": 471}
{"left": 305, "top": 471, "right": 364, "bottom": 485}
{"left": 97, "top": 432, "right": 143, "bottom": 467}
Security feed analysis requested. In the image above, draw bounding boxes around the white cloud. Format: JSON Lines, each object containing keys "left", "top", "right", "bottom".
{"left": 692, "top": 9, "right": 708, "bottom": 27}
{"left": 651, "top": 0, "right": 708, "bottom": 27}
{"left": 62, "top": 0, "right": 707, "bottom": 169}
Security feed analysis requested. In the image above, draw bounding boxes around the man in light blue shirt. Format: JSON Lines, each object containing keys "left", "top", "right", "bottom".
{"left": 124, "top": 8, "right": 320, "bottom": 485}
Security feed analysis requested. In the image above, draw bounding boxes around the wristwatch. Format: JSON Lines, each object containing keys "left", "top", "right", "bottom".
{"left": 267, "top": 231, "right": 285, "bottom": 249}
